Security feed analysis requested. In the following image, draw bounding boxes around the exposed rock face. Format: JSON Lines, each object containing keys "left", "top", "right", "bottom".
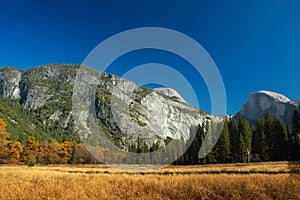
{"left": 0, "top": 68, "right": 22, "bottom": 99}
{"left": 233, "top": 90, "right": 299, "bottom": 126}
{"left": 19, "top": 65, "right": 76, "bottom": 110}
{"left": 0, "top": 65, "right": 226, "bottom": 148}
{"left": 73, "top": 67, "right": 226, "bottom": 147}
{"left": 1, "top": 65, "right": 77, "bottom": 129}
{"left": 1, "top": 65, "right": 298, "bottom": 148}
{"left": 154, "top": 88, "right": 187, "bottom": 103}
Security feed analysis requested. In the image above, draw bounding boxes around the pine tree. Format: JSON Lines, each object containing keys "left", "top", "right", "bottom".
{"left": 252, "top": 118, "right": 269, "bottom": 161}
{"left": 195, "top": 123, "right": 205, "bottom": 164}
{"left": 215, "top": 120, "right": 231, "bottom": 163}
{"left": 252, "top": 118, "right": 261, "bottom": 159}
{"left": 150, "top": 142, "right": 160, "bottom": 164}
{"left": 292, "top": 105, "right": 300, "bottom": 160}
{"left": 237, "top": 119, "right": 252, "bottom": 162}
{"left": 286, "top": 125, "right": 293, "bottom": 161}
{"left": 172, "top": 139, "right": 185, "bottom": 165}
{"left": 182, "top": 123, "right": 205, "bottom": 164}
{"left": 292, "top": 105, "right": 300, "bottom": 134}
{"left": 141, "top": 143, "right": 150, "bottom": 163}
{"left": 264, "top": 112, "right": 273, "bottom": 160}
{"left": 228, "top": 119, "right": 239, "bottom": 163}
{"left": 272, "top": 117, "right": 288, "bottom": 161}
{"left": 260, "top": 128, "right": 268, "bottom": 161}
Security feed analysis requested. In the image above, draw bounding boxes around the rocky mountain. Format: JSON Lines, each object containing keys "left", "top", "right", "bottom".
{"left": 0, "top": 64, "right": 225, "bottom": 148}
{"left": 233, "top": 90, "right": 299, "bottom": 126}
{"left": 0, "top": 67, "right": 22, "bottom": 100}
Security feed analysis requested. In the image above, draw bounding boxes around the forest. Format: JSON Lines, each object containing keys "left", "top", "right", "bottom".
{"left": 0, "top": 105, "right": 300, "bottom": 165}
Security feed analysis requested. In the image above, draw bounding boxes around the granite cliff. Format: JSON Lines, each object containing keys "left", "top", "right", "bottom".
{"left": 233, "top": 90, "right": 299, "bottom": 126}
{"left": 0, "top": 64, "right": 226, "bottom": 148}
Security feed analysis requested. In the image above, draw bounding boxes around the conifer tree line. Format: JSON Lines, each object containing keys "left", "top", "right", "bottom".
{"left": 175, "top": 106, "right": 300, "bottom": 164}
{"left": 1, "top": 105, "right": 300, "bottom": 165}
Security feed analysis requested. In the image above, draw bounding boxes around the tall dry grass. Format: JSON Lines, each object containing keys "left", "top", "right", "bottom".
{"left": 0, "top": 163, "right": 299, "bottom": 200}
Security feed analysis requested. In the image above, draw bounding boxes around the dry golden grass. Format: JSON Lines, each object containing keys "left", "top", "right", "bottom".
{"left": 0, "top": 162, "right": 299, "bottom": 200}
{"left": 159, "top": 161, "right": 300, "bottom": 174}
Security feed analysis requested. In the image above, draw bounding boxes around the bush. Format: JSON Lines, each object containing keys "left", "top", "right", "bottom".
{"left": 28, "top": 161, "right": 35, "bottom": 167}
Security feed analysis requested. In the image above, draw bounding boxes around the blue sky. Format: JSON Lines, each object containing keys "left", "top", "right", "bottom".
{"left": 0, "top": 0, "right": 300, "bottom": 114}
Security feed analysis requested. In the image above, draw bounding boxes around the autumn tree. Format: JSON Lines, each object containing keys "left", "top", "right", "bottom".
{"left": 7, "top": 142, "right": 23, "bottom": 163}
{"left": 0, "top": 122, "right": 10, "bottom": 164}
{"left": 0, "top": 118, "right": 9, "bottom": 139}
{"left": 0, "top": 118, "right": 23, "bottom": 164}
{"left": 21, "top": 136, "right": 41, "bottom": 163}
{"left": 76, "top": 144, "right": 98, "bottom": 164}
{"left": 61, "top": 141, "right": 77, "bottom": 164}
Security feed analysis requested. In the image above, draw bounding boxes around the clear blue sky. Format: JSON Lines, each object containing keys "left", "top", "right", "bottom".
{"left": 0, "top": 0, "right": 299, "bottom": 114}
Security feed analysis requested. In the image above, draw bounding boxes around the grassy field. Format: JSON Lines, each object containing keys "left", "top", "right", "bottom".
{"left": 0, "top": 162, "right": 299, "bottom": 200}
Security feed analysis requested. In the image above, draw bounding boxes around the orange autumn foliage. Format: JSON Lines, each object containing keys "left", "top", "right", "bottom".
{"left": 0, "top": 118, "right": 23, "bottom": 164}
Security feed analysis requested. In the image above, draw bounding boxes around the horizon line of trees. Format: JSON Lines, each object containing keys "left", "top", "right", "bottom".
{"left": 1, "top": 106, "right": 300, "bottom": 165}
{"left": 173, "top": 106, "right": 300, "bottom": 164}
{"left": 0, "top": 118, "right": 126, "bottom": 165}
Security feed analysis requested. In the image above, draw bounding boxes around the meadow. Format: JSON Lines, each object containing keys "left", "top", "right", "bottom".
{"left": 0, "top": 162, "right": 299, "bottom": 200}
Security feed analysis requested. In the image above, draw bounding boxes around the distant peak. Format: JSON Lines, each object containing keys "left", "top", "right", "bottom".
{"left": 256, "top": 90, "right": 290, "bottom": 103}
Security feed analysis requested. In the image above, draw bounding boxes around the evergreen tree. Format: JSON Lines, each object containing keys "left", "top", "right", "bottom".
{"left": 272, "top": 117, "right": 288, "bottom": 161}
{"left": 292, "top": 105, "right": 300, "bottom": 160}
{"left": 150, "top": 141, "right": 160, "bottom": 164}
{"left": 236, "top": 119, "right": 252, "bottom": 163}
{"left": 141, "top": 143, "right": 150, "bottom": 163}
{"left": 128, "top": 143, "right": 137, "bottom": 163}
{"left": 195, "top": 123, "right": 205, "bottom": 164}
{"left": 228, "top": 119, "right": 239, "bottom": 163}
{"left": 264, "top": 112, "right": 273, "bottom": 159}
{"left": 286, "top": 124, "right": 293, "bottom": 161}
{"left": 252, "top": 118, "right": 269, "bottom": 161}
{"left": 252, "top": 118, "right": 261, "bottom": 159}
{"left": 215, "top": 120, "right": 231, "bottom": 163}
{"left": 260, "top": 128, "right": 268, "bottom": 161}
{"left": 201, "top": 120, "right": 218, "bottom": 164}
{"left": 292, "top": 105, "right": 300, "bottom": 134}
{"left": 174, "top": 139, "right": 185, "bottom": 164}
{"left": 182, "top": 123, "right": 205, "bottom": 164}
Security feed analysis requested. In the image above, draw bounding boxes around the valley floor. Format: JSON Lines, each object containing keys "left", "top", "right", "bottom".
{"left": 0, "top": 162, "right": 299, "bottom": 200}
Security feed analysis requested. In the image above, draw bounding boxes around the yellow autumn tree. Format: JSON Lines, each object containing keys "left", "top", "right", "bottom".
{"left": 7, "top": 142, "right": 23, "bottom": 163}
{"left": 0, "top": 118, "right": 9, "bottom": 139}
{"left": 47, "top": 142, "right": 70, "bottom": 164}
{"left": 0, "top": 129, "right": 10, "bottom": 164}
{"left": 0, "top": 118, "right": 23, "bottom": 164}
{"left": 21, "top": 136, "right": 40, "bottom": 163}
{"left": 61, "top": 141, "right": 77, "bottom": 163}
{"left": 76, "top": 144, "right": 99, "bottom": 164}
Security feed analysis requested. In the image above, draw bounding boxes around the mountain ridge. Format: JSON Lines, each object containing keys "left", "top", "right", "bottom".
{"left": 0, "top": 64, "right": 226, "bottom": 149}
{"left": 0, "top": 64, "right": 298, "bottom": 149}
